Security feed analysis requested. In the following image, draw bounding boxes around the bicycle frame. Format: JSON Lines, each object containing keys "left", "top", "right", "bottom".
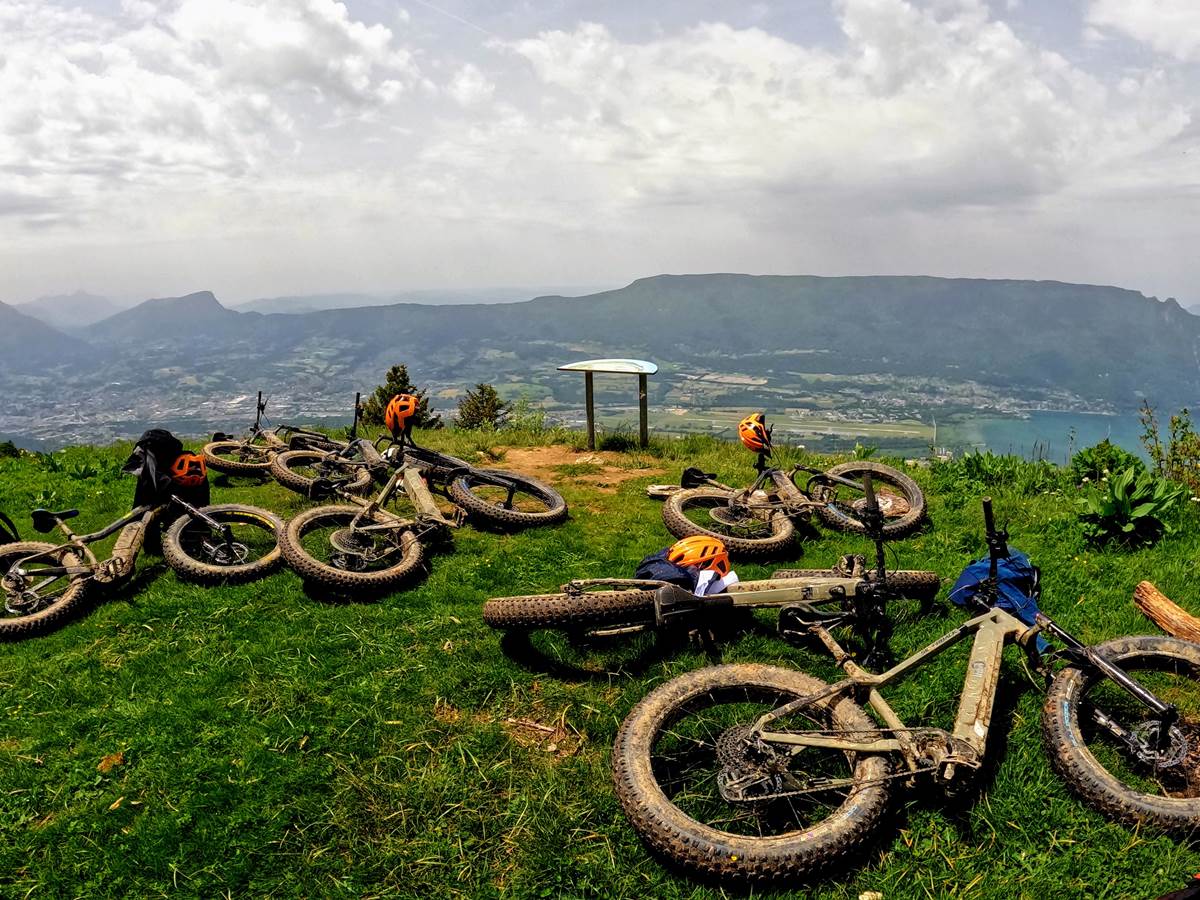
{"left": 738, "top": 498, "right": 1183, "bottom": 791}
{"left": 318, "top": 463, "right": 458, "bottom": 537}
{"left": 5, "top": 497, "right": 244, "bottom": 589}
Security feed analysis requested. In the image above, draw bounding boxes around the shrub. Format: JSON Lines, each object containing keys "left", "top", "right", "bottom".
{"left": 1076, "top": 464, "right": 1187, "bottom": 547}
{"left": 455, "top": 383, "right": 511, "bottom": 430}
{"left": 932, "top": 450, "right": 1062, "bottom": 495}
{"left": 1070, "top": 439, "right": 1144, "bottom": 485}
{"left": 1139, "top": 401, "right": 1200, "bottom": 494}
{"left": 0, "top": 441, "right": 19, "bottom": 458}
{"left": 361, "top": 364, "right": 442, "bottom": 430}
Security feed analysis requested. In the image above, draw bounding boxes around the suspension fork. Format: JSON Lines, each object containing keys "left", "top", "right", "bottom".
{"left": 1038, "top": 613, "right": 1178, "bottom": 749}
{"left": 170, "top": 497, "right": 235, "bottom": 549}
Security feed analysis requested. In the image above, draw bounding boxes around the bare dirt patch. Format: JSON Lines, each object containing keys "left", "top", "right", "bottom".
{"left": 489, "top": 447, "right": 663, "bottom": 494}
{"left": 502, "top": 710, "right": 584, "bottom": 760}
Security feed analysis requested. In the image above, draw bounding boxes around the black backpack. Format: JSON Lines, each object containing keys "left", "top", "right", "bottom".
{"left": 634, "top": 548, "right": 697, "bottom": 591}
{"left": 122, "top": 429, "right": 210, "bottom": 509}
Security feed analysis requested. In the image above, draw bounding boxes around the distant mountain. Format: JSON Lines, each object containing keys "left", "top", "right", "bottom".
{"left": 1187, "top": 304, "right": 1200, "bottom": 317}
{"left": 0, "top": 302, "right": 93, "bottom": 371}
{"left": 89, "top": 291, "right": 252, "bottom": 345}
{"left": 17, "top": 291, "right": 123, "bottom": 331}
{"left": 62, "top": 276, "right": 1200, "bottom": 410}
{"left": 233, "top": 285, "right": 608, "bottom": 315}
{"left": 6, "top": 275, "right": 1200, "bottom": 446}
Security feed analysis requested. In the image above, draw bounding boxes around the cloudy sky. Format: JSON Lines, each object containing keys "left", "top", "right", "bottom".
{"left": 1, "top": 0, "right": 1197, "bottom": 305}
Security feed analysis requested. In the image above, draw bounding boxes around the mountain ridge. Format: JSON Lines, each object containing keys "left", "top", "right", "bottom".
{"left": 4, "top": 275, "right": 1196, "bottom": 447}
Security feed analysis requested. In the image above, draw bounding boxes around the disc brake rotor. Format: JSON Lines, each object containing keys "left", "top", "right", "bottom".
{"left": 5, "top": 591, "right": 48, "bottom": 615}
{"left": 709, "top": 507, "right": 751, "bottom": 527}
{"left": 204, "top": 541, "right": 250, "bottom": 566}
{"left": 850, "top": 492, "right": 910, "bottom": 518}
{"left": 1131, "top": 720, "right": 1190, "bottom": 769}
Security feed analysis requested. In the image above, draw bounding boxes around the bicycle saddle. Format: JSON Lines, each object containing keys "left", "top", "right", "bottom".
{"left": 680, "top": 467, "right": 716, "bottom": 489}
{"left": 30, "top": 508, "right": 79, "bottom": 533}
{"left": 211, "top": 431, "right": 231, "bottom": 441}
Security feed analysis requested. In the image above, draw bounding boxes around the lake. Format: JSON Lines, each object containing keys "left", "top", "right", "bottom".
{"left": 939, "top": 410, "right": 1149, "bottom": 463}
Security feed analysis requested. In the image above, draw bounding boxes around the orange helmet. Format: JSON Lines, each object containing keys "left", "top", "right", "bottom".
{"left": 738, "top": 413, "right": 772, "bottom": 453}
{"left": 170, "top": 452, "right": 207, "bottom": 488}
{"left": 385, "top": 393, "right": 419, "bottom": 436}
{"left": 667, "top": 536, "right": 730, "bottom": 577}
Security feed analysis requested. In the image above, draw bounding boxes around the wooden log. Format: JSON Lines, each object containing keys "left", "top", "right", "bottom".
{"left": 1133, "top": 580, "right": 1200, "bottom": 642}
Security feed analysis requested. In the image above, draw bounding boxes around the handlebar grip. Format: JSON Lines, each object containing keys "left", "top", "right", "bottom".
{"left": 982, "top": 497, "right": 995, "bottom": 534}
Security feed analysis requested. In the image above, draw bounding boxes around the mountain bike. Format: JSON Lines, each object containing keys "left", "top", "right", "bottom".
{"left": 486, "top": 474, "right": 935, "bottom": 674}
{"left": 0, "top": 498, "right": 283, "bottom": 638}
{"left": 275, "top": 415, "right": 568, "bottom": 529}
{"left": 230, "top": 391, "right": 387, "bottom": 495}
{"left": 612, "top": 499, "right": 1200, "bottom": 883}
{"left": 203, "top": 391, "right": 348, "bottom": 476}
{"left": 648, "top": 446, "right": 926, "bottom": 556}
{"left": 277, "top": 462, "right": 456, "bottom": 591}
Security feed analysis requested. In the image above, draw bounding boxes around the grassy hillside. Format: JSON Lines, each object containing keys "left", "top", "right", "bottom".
{"left": 1, "top": 429, "right": 1199, "bottom": 898}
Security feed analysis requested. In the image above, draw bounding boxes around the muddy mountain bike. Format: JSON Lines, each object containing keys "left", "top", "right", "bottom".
{"left": 612, "top": 498, "right": 1200, "bottom": 884}
{"left": 277, "top": 461, "right": 456, "bottom": 592}
{"left": 275, "top": 412, "right": 568, "bottom": 529}
{"left": 0, "top": 497, "right": 283, "bottom": 639}
{"left": 486, "top": 475, "right": 937, "bottom": 673}
{"left": 649, "top": 436, "right": 926, "bottom": 557}
{"left": 488, "top": 474, "right": 934, "bottom": 631}
{"left": 268, "top": 393, "right": 397, "bottom": 497}
{"left": 203, "top": 391, "right": 352, "bottom": 476}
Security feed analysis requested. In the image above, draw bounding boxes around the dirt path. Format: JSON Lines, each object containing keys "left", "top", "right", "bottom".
{"left": 491, "top": 446, "right": 664, "bottom": 494}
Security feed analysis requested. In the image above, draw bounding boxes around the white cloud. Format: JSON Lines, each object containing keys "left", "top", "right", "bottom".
{"left": 446, "top": 64, "right": 495, "bottom": 106}
{"left": 1088, "top": 0, "right": 1200, "bottom": 62}
{"left": 0, "top": 0, "right": 1196, "bottom": 304}
{"left": 484, "top": 0, "right": 1188, "bottom": 217}
{"left": 0, "top": 0, "right": 419, "bottom": 233}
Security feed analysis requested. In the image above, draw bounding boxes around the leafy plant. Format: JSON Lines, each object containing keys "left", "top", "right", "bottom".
{"left": 933, "top": 450, "right": 1062, "bottom": 495}
{"left": 0, "top": 441, "right": 19, "bottom": 459}
{"left": 360, "top": 364, "right": 442, "bottom": 430}
{"left": 852, "top": 442, "right": 878, "bottom": 460}
{"left": 1077, "top": 465, "right": 1187, "bottom": 547}
{"left": 454, "top": 383, "right": 511, "bottom": 430}
{"left": 1070, "top": 439, "right": 1144, "bottom": 485}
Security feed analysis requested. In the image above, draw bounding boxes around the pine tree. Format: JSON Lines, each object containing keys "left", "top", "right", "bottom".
{"left": 361, "top": 364, "right": 442, "bottom": 430}
{"left": 455, "top": 383, "right": 511, "bottom": 430}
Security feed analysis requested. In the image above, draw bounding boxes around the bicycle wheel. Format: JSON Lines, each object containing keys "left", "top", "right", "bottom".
{"left": 484, "top": 586, "right": 658, "bottom": 631}
{"left": 448, "top": 469, "right": 567, "bottom": 529}
{"left": 613, "top": 663, "right": 892, "bottom": 883}
{"left": 270, "top": 450, "right": 374, "bottom": 497}
{"left": 162, "top": 504, "right": 284, "bottom": 584}
{"left": 1043, "top": 635, "right": 1200, "bottom": 831}
{"left": 279, "top": 505, "right": 424, "bottom": 591}
{"left": 0, "top": 542, "right": 91, "bottom": 639}
{"left": 201, "top": 440, "right": 273, "bottom": 475}
{"left": 772, "top": 569, "right": 941, "bottom": 600}
{"left": 811, "top": 462, "right": 926, "bottom": 539}
{"left": 662, "top": 487, "right": 795, "bottom": 557}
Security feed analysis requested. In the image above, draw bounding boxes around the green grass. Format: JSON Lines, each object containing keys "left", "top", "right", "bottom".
{"left": 1, "top": 431, "right": 1198, "bottom": 898}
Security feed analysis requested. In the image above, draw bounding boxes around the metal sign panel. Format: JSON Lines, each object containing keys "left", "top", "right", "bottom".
{"left": 557, "top": 358, "right": 658, "bottom": 375}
